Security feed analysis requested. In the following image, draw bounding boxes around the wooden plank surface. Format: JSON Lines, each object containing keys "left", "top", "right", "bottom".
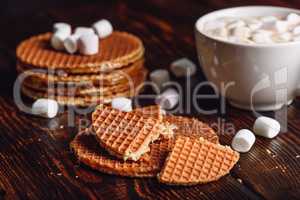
{"left": 0, "top": 0, "right": 299, "bottom": 199}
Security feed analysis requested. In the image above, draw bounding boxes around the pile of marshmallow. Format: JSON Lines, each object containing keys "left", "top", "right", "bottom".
{"left": 204, "top": 13, "right": 300, "bottom": 44}
{"left": 51, "top": 19, "right": 113, "bottom": 55}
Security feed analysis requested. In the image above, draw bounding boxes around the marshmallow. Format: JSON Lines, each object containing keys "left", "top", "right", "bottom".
{"left": 293, "top": 26, "right": 300, "bottom": 35}
{"left": 74, "top": 27, "right": 95, "bottom": 36}
{"left": 150, "top": 69, "right": 170, "bottom": 90}
{"left": 274, "top": 20, "right": 289, "bottom": 33}
{"left": 170, "top": 58, "right": 197, "bottom": 77}
{"left": 227, "top": 20, "right": 246, "bottom": 30}
{"left": 251, "top": 32, "right": 273, "bottom": 44}
{"left": 111, "top": 97, "right": 132, "bottom": 112}
{"left": 204, "top": 20, "right": 225, "bottom": 31}
{"left": 210, "top": 27, "right": 228, "bottom": 38}
{"left": 78, "top": 33, "right": 99, "bottom": 55}
{"left": 261, "top": 16, "right": 277, "bottom": 23}
{"left": 51, "top": 30, "right": 70, "bottom": 50}
{"left": 155, "top": 88, "right": 179, "bottom": 109}
{"left": 32, "top": 99, "right": 59, "bottom": 118}
{"left": 253, "top": 116, "right": 280, "bottom": 138}
{"left": 286, "top": 13, "right": 300, "bottom": 25}
{"left": 293, "top": 35, "right": 300, "bottom": 41}
{"left": 274, "top": 32, "right": 292, "bottom": 42}
{"left": 92, "top": 19, "right": 113, "bottom": 38}
{"left": 247, "top": 20, "right": 263, "bottom": 31}
{"left": 231, "top": 129, "right": 256, "bottom": 153}
{"left": 232, "top": 26, "right": 251, "bottom": 40}
{"left": 53, "top": 22, "right": 71, "bottom": 34}
{"left": 63, "top": 34, "right": 80, "bottom": 54}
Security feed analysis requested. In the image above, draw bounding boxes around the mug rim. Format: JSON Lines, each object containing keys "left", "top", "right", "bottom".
{"left": 195, "top": 6, "right": 300, "bottom": 48}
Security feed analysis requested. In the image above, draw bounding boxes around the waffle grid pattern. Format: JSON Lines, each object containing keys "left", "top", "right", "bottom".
{"left": 92, "top": 105, "right": 162, "bottom": 160}
{"left": 17, "top": 59, "right": 145, "bottom": 85}
{"left": 163, "top": 115, "right": 219, "bottom": 144}
{"left": 70, "top": 132, "right": 173, "bottom": 177}
{"left": 158, "top": 136, "right": 239, "bottom": 185}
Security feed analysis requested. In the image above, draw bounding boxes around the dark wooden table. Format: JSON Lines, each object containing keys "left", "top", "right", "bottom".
{"left": 0, "top": 0, "right": 300, "bottom": 199}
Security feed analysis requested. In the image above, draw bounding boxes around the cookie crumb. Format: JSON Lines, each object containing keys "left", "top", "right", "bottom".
{"left": 237, "top": 178, "right": 243, "bottom": 184}
{"left": 266, "top": 149, "right": 272, "bottom": 154}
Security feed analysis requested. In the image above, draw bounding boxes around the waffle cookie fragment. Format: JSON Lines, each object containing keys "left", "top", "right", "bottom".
{"left": 92, "top": 105, "right": 169, "bottom": 161}
{"left": 163, "top": 115, "right": 219, "bottom": 144}
{"left": 158, "top": 136, "right": 239, "bottom": 185}
{"left": 70, "top": 131, "right": 173, "bottom": 177}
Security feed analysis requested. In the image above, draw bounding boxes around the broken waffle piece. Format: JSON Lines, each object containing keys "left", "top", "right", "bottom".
{"left": 158, "top": 136, "right": 239, "bottom": 185}
{"left": 70, "top": 131, "right": 173, "bottom": 177}
{"left": 92, "top": 104, "right": 168, "bottom": 161}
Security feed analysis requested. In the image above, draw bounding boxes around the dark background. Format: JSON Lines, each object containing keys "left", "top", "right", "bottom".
{"left": 0, "top": 1, "right": 299, "bottom": 200}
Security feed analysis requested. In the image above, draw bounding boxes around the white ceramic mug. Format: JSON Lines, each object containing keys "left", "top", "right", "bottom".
{"left": 195, "top": 6, "right": 300, "bottom": 111}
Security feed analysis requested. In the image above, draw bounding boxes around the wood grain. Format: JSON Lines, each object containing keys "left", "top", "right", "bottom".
{"left": 0, "top": 0, "right": 299, "bottom": 199}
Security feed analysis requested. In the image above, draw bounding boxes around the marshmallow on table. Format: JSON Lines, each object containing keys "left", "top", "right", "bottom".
{"left": 64, "top": 34, "right": 81, "bottom": 54}
{"left": 253, "top": 116, "right": 280, "bottom": 138}
{"left": 155, "top": 88, "right": 179, "bottom": 110}
{"left": 31, "top": 99, "right": 59, "bottom": 118}
{"left": 78, "top": 33, "right": 99, "bottom": 55}
{"left": 92, "top": 19, "right": 113, "bottom": 38}
{"left": 170, "top": 58, "right": 196, "bottom": 77}
{"left": 53, "top": 22, "right": 71, "bottom": 34}
{"left": 231, "top": 129, "right": 256, "bottom": 153}
{"left": 111, "top": 97, "right": 132, "bottom": 112}
{"left": 74, "top": 27, "right": 95, "bottom": 36}
{"left": 51, "top": 30, "right": 71, "bottom": 50}
{"left": 150, "top": 69, "right": 170, "bottom": 90}
{"left": 286, "top": 13, "right": 300, "bottom": 25}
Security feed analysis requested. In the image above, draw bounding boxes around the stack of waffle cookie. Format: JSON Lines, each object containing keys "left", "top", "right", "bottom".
{"left": 71, "top": 105, "right": 240, "bottom": 185}
{"left": 16, "top": 31, "right": 147, "bottom": 106}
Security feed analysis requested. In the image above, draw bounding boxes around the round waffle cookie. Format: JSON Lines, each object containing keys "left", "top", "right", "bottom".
{"left": 22, "top": 68, "right": 148, "bottom": 96}
{"left": 70, "top": 131, "right": 173, "bottom": 177}
{"left": 21, "top": 80, "right": 145, "bottom": 106}
{"left": 16, "top": 31, "right": 144, "bottom": 73}
{"left": 158, "top": 136, "right": 239, "bottom": 185}
{"left": 17, "top": 59, "right": 145, "bottom": 86}
{"left": 163, "top": 115, "right": 219, "bottom": 144}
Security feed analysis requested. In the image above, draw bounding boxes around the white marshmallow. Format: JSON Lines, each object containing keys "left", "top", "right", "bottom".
{"left": 209, "top": 27, "right": 228, "bottom": 38}
{"left": 32, "top": 99, "right": 59, "bottom": 118}
{"left": 251, "top": 32, "right": 273, "bottom": 44}
{"left": 232, "top": 26, "right": 251, "bottom": 40}
{"left": 53, "top": 22, "right": 71, "bottom": 34}
{"left": 78, "top": 33, "right": 99, "bottom": 55}
{"left": 92, "top": 19, "right": 113, "bottom": 38}
{"left": 261, "top": 16, "right": 278, "bottom": 23}
{"left": 111, "top": 97, "right": 132, "bottom": 112}
{"left": 74, "top": 27, "right": 95, "bottom": 36}
{"left": 227, "top": 20, "right": 245, "bottom": 30}
{"left": 170, "top": 58, "right": 196, "bottom": 77}
{"left": 51, "top": 30, "right": 70, "bottom": 50}
{"left": 204, "top": 20, "right": 225, "bottom": 31}
{"left": 155, "top": 88, "right": 179, "bottom": 109}
{"left": 232, "top": 129, "right": 256, "bottom": 153}
{"left": 150, "top": 69, "right": 170, "bottom": 90}
{"left": 247, "top": 20, "right": 263, "bottom": 31}
{"left": 253, "top": 116, "right": 280, "bottom": 138}
{"left": 63, "top": 34, "right": 80, "bottom": 54}
{"left": 286, "top": 13, "right": 300, "bottom": 25}
{"left": 293, "top": 26, "right": 300, "bottom": 35}
{"left": 274, "top": 32, "right": 292, "bottom": 42}
{"left": 274, "top": 20, "right": 289, "bottom": 33}
{"left": 293, "top": 34, "right": 300, "bottom": 41}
